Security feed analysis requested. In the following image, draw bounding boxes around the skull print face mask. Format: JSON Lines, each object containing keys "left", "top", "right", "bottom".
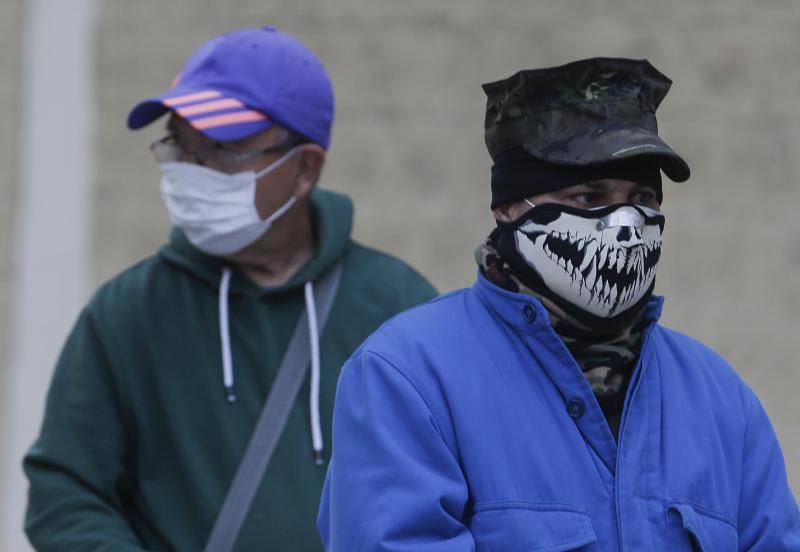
{"left": 496, "top": 201, "right": 665, "bottom": 322}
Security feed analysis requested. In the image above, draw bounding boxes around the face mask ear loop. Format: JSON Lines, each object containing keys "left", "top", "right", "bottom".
{"left": 524, "top": 199, "right": 536, "bottom": 209}
{"left": 261, "top": 195, "right": 297, "bottom": 224}
{"left": 253, "top": 146, "right": 302, "bottom": 224}
{"left": 254, "top": 146, "right": 301, "bottom": 179}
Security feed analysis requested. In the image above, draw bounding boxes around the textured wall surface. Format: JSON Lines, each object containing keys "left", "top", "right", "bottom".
{"left": 0, "top": 0, "right": 22, "bottom": 380}
{"left": 3, "top": 0, "right": 799, "bottom": 546}
{"left": 0, "top": 0, "right": 23, "bottom": 492}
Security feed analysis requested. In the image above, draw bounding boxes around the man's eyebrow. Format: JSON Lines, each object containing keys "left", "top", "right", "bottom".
{"left": 569, "top": 181, "right": 607, "bottom": 190}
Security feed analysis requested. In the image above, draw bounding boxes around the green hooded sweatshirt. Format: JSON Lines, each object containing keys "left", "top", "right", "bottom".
{"left": 24, "top": 189, "right": 437, "bottom": 551}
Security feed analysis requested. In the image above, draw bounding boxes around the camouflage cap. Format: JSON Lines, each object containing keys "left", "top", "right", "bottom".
{"left": 482, "top": 58, "right": 690, "bottom": 182}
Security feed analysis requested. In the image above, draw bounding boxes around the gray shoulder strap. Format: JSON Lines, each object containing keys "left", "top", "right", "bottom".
{"left": 204, "top": 262, "right": 344, "bottom": 552}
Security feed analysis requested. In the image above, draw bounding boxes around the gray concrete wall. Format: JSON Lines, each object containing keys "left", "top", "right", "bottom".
{"left": 0, "top": 0, "right": 22, "bottom": 388}
{"left": 0, "top": 0, "right": 23, "bottom": 537}
{"left": 3, "top": 0, "right": 799, "bottom": 547}
{"left": 2, "top": 0, "right": 97, "bottom": 547}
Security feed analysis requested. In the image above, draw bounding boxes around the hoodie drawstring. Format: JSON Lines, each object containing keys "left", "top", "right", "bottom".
{"left": 217, "top": 268, "right": 324, "bottom": 464}
{"left": 304, "top": 281, "right": 325, "bottom": 466}
{"left": 219, "top": 268, "right": 236, "bottom": 402}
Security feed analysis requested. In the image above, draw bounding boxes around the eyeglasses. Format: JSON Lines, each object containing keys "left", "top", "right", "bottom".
{"left": 150, "top": 132, "right": 307, "bottom": 172}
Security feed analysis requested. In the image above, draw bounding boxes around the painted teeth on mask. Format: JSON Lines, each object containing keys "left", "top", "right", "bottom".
{"left": 626, "top": 252, "right": 636, "bottom": 275}
{"left": 585, "top": 261, "right": 598, "bottom": 292}
{"left": 580, "top": 240, "right": 597, "bottom": 273}
{"left": 596, "top": 277, "right": 606, "bottom": 301}
{"left": 616, "top": 251, "right": 625, "bottom": 273}
{"left": 598, "top": 245, "right": 608, "bottom": 269}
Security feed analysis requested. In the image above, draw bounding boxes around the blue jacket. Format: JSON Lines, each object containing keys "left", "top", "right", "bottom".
{"left": 318, "top": 274, "right": 800, "bottom": 551}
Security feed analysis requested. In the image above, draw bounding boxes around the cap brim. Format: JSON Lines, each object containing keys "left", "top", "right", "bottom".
{"left": 523, "top": 124, "right": 690, "bottom": 183}
{"left": 126, "top": 86, "right": 272, "bottom": 141}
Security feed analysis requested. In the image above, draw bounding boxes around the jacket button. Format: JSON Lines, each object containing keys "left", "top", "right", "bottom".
{"left": 522, "top": 305, "right": 536, "bottom": 322}
{"left": 567, "top": 399, "right": 585, "bottom": 419}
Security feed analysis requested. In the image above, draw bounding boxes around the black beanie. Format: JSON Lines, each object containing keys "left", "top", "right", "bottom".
{"left": 490, "top": 148, "right": 663, "bottom": 209}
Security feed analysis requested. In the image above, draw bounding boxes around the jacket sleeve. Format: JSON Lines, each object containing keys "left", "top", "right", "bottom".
{"left": 736, "top": 389, "right": 800, "bottom": 551}
{"left": 23, "top": 307, "right": 144, "bottom": 551}
{"left": 318, "top": 349, "right": 475, "bottom": 552}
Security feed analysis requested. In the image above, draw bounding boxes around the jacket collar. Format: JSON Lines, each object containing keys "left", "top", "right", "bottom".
{"left": 471, "top": 270, "right": 664, "bottom": 337}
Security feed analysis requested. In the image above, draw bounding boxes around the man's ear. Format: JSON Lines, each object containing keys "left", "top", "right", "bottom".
{"left": 293, "top": 144, "right": 325, "bottom": 198}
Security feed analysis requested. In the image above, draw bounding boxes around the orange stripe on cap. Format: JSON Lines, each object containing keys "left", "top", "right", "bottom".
{"left": 191, "top": 110, "right": 268, "bottom": 130}
{"left": 176, "top": 98, "right": 245, "bottom": 117}
{"left": 163, "top": 90, "right": 222, "bottom": 107}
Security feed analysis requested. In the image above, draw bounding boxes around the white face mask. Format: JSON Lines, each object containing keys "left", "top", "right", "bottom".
{"left": 159, "top": 147, "right": 299, "bottom": 256}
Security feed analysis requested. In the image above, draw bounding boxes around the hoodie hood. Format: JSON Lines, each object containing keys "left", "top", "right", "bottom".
{"left": 158, "top": 187, "right": 353, "bottom": 294}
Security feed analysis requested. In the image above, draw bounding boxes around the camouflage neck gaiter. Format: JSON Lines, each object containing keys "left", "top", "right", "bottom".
{"left": 476, "top": 233, "right": 649, "bottom": 439}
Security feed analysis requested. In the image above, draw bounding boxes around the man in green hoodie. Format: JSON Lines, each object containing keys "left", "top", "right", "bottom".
{"left": 24, "top": 27, "right": 436, "bottom": 551}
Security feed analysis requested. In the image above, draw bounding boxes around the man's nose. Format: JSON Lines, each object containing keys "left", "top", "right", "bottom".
{"left": 616, "top": 226, "right": 643, "bottom": 245}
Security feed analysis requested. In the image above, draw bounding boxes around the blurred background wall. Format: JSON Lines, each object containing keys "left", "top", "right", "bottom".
{"left": 2, "top": 0, "right": 798, "bottom": 548}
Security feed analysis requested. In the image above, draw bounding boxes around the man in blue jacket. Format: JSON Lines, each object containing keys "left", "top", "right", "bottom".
{"left": 318, "top": 58, "right": 800, "bottom": 550}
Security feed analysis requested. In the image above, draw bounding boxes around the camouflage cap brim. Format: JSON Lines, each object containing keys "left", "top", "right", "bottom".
{"left": 522, "top": 122, "right": 690, "bottom": 183}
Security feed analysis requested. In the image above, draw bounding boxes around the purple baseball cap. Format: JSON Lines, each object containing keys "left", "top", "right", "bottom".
{"left": 127, "top": 26, "right": 334, "bottom": 148}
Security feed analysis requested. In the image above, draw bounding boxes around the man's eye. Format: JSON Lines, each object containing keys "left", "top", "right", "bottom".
{"left": 214, "top": 142, "right": 243, "bottom": 156}
{"left": 167, "top": 133, "right": 189, "bottom": 149}
{"left": 573, "top": 193, "right": 601, "bottom": 206}
{"left": 631, "top": 190, "right": 656, "bottom": 205}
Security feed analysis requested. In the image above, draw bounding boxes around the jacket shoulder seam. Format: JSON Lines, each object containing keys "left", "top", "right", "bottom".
{"left": 362, "top": 348, "right": 449, "bottom": 441}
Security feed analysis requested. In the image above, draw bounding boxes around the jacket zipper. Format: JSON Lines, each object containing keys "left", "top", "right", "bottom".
{"left": 614, "top": 325, "right": 656, "bottom": 552}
